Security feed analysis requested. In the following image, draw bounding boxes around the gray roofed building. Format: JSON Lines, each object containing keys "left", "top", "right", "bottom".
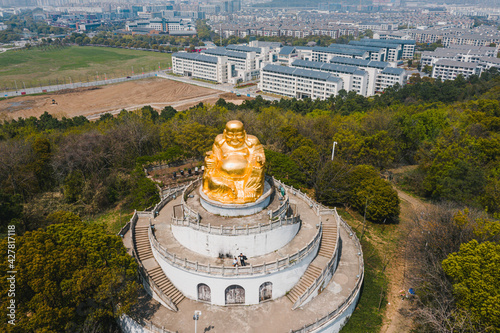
{"left": 329, "top": 57, "right": 389, "bottom": 69}
{"left": 262, "top": 64, "right": 343, "bottom": 82}
{"left": 292, "top": 59, "right": 365, "bottom": 75}
{"left": 172, "top": 52, "right": 219, "bottom": 64}
{"left": 279, "top": 46, "right": 297, "bottom": 55}
{"left": 202, "top": 47, "right": 248, "bottom": 59}
{"left": 381, "top": 67, "right": 405, "bottom": 75}
{"left": 313, "top": 46, "right": 368, "bottom": 57}
{"left": 226, "top": 44, "right": 262, "bottom": 54}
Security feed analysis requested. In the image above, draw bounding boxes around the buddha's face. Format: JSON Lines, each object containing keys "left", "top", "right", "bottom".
{"left": 225, "top": 127, "right": 245, "bottom": 148}
{"left": 224, "top": 121, "right": 246, "bottom": 148}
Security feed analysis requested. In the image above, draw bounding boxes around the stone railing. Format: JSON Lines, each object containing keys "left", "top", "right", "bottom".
{"left": 150, "top": 221, "right": 322, "bottom": 277}
{"left": 117, "top": 210, "right": 138, "bottom": 237}
{"left": 180, "top": 179, "right": 202, "bottom": 222}
{"left": 130, "top": 209, "right": 178, "bottom": 312}
{"left": 290, "top": 217, "right": 365, "bottom": 333}
{"left": 161, "top": 183, "right": 189, "bottom": 199}
{"left": 171, "top": 214, "right": 301, "bottom": 236}
{"left": 292, "top": 208, "right": 341, "bottom": 310}
{"left": 279, "top": 182, "right": 322, "bottom": 216}
{"left": 141, "top": 320, "right": 176, "bottom": 333}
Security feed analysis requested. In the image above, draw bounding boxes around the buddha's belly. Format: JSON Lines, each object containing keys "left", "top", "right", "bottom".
{"left": 221, "top": 156, "right": 248, "bottom": 177}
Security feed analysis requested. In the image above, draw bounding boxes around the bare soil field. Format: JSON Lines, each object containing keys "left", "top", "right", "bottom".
{"left": 0, "top": 78, "right": 242, "bottom": 121}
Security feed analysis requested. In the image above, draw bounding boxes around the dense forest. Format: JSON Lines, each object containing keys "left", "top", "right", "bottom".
{"left": 0, "top": 69, "right": 499, "bottom": 332}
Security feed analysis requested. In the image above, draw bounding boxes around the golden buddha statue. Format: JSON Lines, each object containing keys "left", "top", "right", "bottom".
{"left": 202, "top": 120, "right": 266, "bottom": 204}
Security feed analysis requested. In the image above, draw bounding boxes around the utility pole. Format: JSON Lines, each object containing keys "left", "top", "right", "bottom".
{"left": 193, "top": 311, "right": 201, "bottom": 333}
{"left": 331, "top": 141, "right": 338, "bottom": 161}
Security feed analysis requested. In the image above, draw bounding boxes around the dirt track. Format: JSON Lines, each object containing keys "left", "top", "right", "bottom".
{"left": 0, "top": 78, "right": 239, "bottom": 120}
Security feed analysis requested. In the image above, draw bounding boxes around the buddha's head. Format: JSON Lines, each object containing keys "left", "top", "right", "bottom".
{"left": 224, "top": 120, "right": 246, "bottom": 148}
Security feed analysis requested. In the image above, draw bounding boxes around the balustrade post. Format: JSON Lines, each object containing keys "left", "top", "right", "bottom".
{"left": 250, "top": 264, "right": 253, "bottom": 275}
{"left": 196, "top": 261, "right": 198, "bottom": 271}
{"left": 246, "top": 225, "right": 249, "bottom": 235}
{"left": 258, "top": 223, "right": 261, "bottom": 233}
{"left": 233, "top": 225, "right": 236, "bottom": 235}
{"left": 184, "top": 258, "right": 187, "bottom": 267}
{"left": 208, "top": 223, "right": 211, "bottom": 233}
{"left": 208, "top": 263, "right": 211, "bottom": 274}
{"left": 287, "top": 254, "right": 290, "bottom": 266}
{"left": 220, "top": 225, "right": 223, "bottom": 235}
{"left": 197, "top": 220, "right": 200, "bottom": 230}
{"left": 276, "top": 259, "right": 279, "bottom": 269}
{"left": 222, "top": 264, "right": 224, "bottom": 276}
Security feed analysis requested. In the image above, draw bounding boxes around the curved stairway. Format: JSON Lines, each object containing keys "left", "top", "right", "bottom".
{"left": 133, "top": 218, "right": 185, "bottom": 307}
{"left": 286, "top": 219, "right": 338, "bottom": 305}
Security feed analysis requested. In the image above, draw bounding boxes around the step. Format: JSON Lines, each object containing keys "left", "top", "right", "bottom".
{"left": 155, "top": 275, "right": 168, "bottom": 284}
{"left": 173, "top": 294, "right": 185, "bottom": 304}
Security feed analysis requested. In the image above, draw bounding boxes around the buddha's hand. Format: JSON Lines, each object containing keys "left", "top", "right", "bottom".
{"left": 205, "top": 151, "right": 217, "bottom": 169}
{"left": 254, "top": 155, "right": 264, "bottom": 168}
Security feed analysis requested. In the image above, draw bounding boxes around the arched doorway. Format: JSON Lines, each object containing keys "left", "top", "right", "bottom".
{"left": 259, "top": 282, "right": 272, "bottom": 302}
{"left": 225, "top": 285, "right": 245, "bottom": 305}
{"left": 198, "top": 283, "right": 211, "bottom": 302}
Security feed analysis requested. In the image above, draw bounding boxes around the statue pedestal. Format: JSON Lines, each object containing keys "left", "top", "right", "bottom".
{"left": 199, "top": 181, "right": 273, "bottom": 217}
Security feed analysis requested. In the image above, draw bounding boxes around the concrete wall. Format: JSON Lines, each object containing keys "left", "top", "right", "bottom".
{"left": 311, "top": 287, "right": 362, "bottom": 333}
{"left": 171, "top": 222, "right": 300, "bottom": 257}
{"left": 152, "top": 239, "right": 319, "bottom": 306}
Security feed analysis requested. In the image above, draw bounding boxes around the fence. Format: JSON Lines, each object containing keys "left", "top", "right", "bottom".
{"left": 172, "top": 214, "right": 301, "bottom": 236}
{"left": 150, "top": 220, "right": 322, "bottom": 277}
{"left": 0, "top": 72, "right": 157, "bottom": 98}
{"left": 292, "top": 208, "right": 341, "bottom": 310}
{"left": 290, "top": 216, "right": 365, "bottom": 333}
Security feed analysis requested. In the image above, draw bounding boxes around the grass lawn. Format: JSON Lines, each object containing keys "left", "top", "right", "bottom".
{"left": 337, "top": 208, "right": 392, "bottom": 333}
{"left": 0, "top": 45, "right": 171, "bottom": 90}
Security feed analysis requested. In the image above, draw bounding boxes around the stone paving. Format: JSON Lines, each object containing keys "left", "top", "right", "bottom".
{"left": 124, "top": 183, "right": 363, "bottom": 332}
{"left": 153, "top": 189, "right": 321, "bottom": 268}
{"left": 129, "top": 225, "right": 362, "bottom": 333}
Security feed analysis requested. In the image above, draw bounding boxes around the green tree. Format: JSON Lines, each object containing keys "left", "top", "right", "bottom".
{"left": 0, "top": 222, "right": 140, "bottom": 332}
{"left": 442, "top": 240, "right": 500, "bottom": 331}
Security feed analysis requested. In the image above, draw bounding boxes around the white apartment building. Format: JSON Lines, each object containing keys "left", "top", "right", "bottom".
{"left": 375, "top": 67, "right": 407, "bottom": 92}
{"left": 477, "top": 56, "right": 500, "bottom": 71}
{"left": 260, "top": 64, "right": 343, "bottom": 100}
{"left": 202, "top": 47, "right": 264, "bottom": 82}
{"left": 329, "top": 56, "right": 392, "bottom": 96}
{"left": 291, "top": 59, "right": 369, "bottom": 97}
{"left": 311, "top": 46, "right": 370, "bottom": 62}
{"left": 431, "top": 59, "right": 481, "bottom": 80}
{"left": 172, "top": 52, "right": 228, "bottom": 83}
{"left": 421, "top": 48, "right": 498, "bottom": 67}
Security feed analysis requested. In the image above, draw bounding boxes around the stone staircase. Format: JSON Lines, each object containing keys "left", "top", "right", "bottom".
{"left": 148, "top": 266, "right": 185, "bottom": 306}
{"left": 286, "top": 264, "right": 322, "bottom": 304}
{"left": 286, "top": 221, "right": 338, "bottom": 305}
{"left": 134, "top": 225, "right": 154, "bottom": 261}
{"left": 318, "top": 223, "right": 338, "bottom": 258}
{"left": 133, "top": 222, "right": 185, "bottom": 307}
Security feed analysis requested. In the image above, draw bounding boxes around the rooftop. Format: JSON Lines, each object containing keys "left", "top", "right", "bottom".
{"left": 292, "top": 59, "right": 367, "bottom": 76}
{"left": 435, "top": 59, "right": 478, "bottom": 68}
{"left": 172, "top": 52, "right": 219, "bottom": 64}
{"left": 262, "top": 64, "right": 343, "bottom": 83}
{"left": 202, "top": 47, "right": 248, "bottom": 59}
{"left": 329, "top": 56, "right": 389, "bottom": 69}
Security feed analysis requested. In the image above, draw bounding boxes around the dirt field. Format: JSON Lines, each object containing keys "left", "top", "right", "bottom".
{"left": 0, "top": 78, "right": 250, "bottom": 121}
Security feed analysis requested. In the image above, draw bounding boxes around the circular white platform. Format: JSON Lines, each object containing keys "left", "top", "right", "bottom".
{"left": 199, "top": 181, "right": 273, "bottom": 217}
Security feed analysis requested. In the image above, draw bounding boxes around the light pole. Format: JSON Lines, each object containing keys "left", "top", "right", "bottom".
{"left": 193, "top": 310, "right": 201, "bottom": 333}
{"left": 331, "top": 141, "right": 337, "bottom": 161}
